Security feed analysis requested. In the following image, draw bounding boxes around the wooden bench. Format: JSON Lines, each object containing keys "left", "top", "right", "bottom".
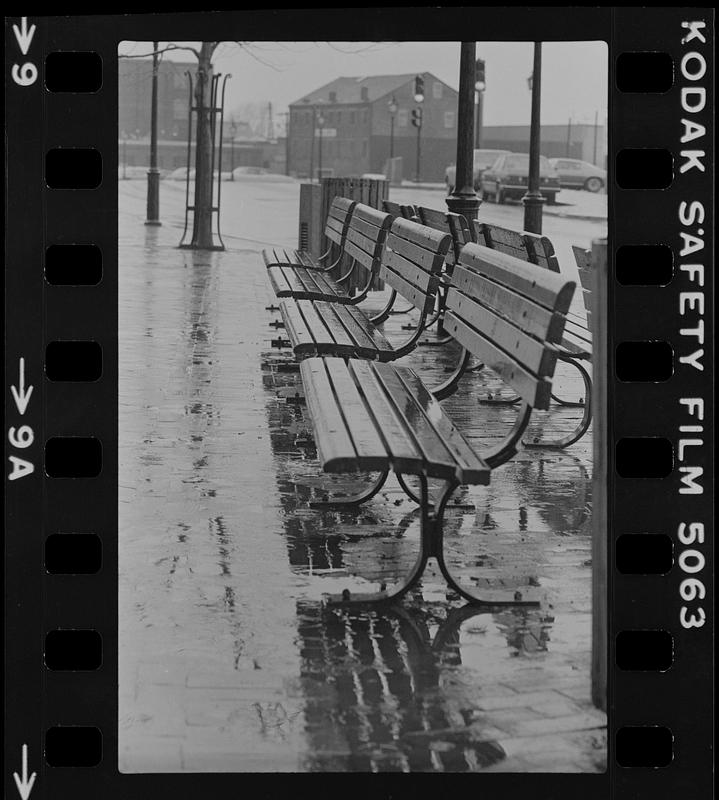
{"left": 265, "top": 202, "right": 391, "bottom": 305}
{"left": 263, "top": 196, "right": 355, "bottom": 270}
{"left": 474, "top": 221, "right": 559, "bottom": 273}
{"left": 297, "top": 241, "right": 576, "bottom": 605}
{"left": 471, "top": 221, "right": 593, "bottom": 441}
{"left": 382, "top": 200, "right": 416, "bottom": 219}
{"left": 280, "top": 215, "right": 451, "bottom": 362}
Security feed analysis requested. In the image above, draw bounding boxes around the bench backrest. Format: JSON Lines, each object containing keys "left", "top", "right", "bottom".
{"left": 344, "top": 204, "right": 393, "bottom": 276}
{"left": 382, "top": 200, "right": 417, "bottom": 220}
{"left": 443, "top": 243, "right": 576, "bottom": 410}
{"left": 474, "top": 221, "right": 560, "bottom": 273}
{"left": 571, "top": 245, "right": 594, "bottom": 314}
{"left": 380, "top": 218, "right": 451, "bottom": 314}
{"left": 415, "top": 206, "right": 471, "bottom": 267}
{"left": 324, "top": 197, "right": 357, "bottom": 247}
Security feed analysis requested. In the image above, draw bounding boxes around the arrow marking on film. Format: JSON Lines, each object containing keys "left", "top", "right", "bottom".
{"left": 12, "top": 18, "right": 36, "bottom": 56}
{"left": 11, "top": 358, "right": 33, "bottom": 416}
{"left": 13, "top": 745, "right": 37, "bottom": 800}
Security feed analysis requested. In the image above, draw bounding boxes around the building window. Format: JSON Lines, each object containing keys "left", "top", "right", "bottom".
{"left": 349, "top": 110, "right": 356, "bottom": 125}
{"left": 362, "top": 140, "right": 368, "bottom": 156}
{"left": 444, "top": 111, "right": 455, "bottom": 129}
{"left": 174, "top": 98, "right": 188, "bottom": 120}
{"left": 397, "top": 109, "right": 408, "bottom": 127}
{"left": 433, "top": 81, "right": 443, "bottom": 99}
{"left": 362, "top": 109, "right": 369, "bottom": 124}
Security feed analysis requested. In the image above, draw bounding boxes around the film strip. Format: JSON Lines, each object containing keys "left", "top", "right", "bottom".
{"left": 4, "top": 8, "right": 714, "bottom": 798}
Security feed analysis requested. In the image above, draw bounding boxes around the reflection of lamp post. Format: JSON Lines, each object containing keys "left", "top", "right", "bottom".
{"left": 229, "top": 119, "right": 237, "bottom": 179}
{"left": 523, "top": 42, "right": 545, "bottom": 234}
{"left": 145, "top": 40, "right": 161, "bottom": 226}
{"left": 388, "top": 95, "right": 398, "bottom": 159}
{"left": 446, "top": 42, "right": 481, "bottom": 222}
{"left": 317, "top": 109, "right": 325, "bottom": 182}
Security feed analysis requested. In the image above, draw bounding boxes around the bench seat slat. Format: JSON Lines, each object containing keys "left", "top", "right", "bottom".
{"left": 347, "top": 360, "right": 426, "bottom": 472}
{"left": 443, "top": 311, "right": 553, "bottom": 409}
{"left": 301, "top": 359, "right": 360, "bottom": 472}
{"left": 323, "top": 359, "right": 391, "bottom": 471}
{"left": 267, "top": 265, "right": 350, "bottom": 302}
{"left": 392, "top": 366, "right": 490, "bottom": 484}
{"left": 314, "top": 301, "right": 378, "bottom": 357}
{"left": 280, "top": 300, "right": 393, "bottom": 360}
{"left": 370, "top": 364, "right": 463, "bottom": 480}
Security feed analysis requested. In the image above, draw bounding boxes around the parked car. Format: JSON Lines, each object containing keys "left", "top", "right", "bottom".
{"left": 548, "top": 157, "right": 606, "bottom": 192}
{"left": 480, "top": 153, "right": 561, "bottom": 204}
{"left": 445, "top": 148, "right": 511, "bottom": 193}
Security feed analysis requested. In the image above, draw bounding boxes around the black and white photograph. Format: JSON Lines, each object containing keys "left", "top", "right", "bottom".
{"left": 117, "top": 38, "right": 608, "bottom": 773}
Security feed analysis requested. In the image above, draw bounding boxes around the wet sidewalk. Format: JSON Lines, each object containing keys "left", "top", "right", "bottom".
{"left": 119, "top": 183, "right": 606, "bottom": 773}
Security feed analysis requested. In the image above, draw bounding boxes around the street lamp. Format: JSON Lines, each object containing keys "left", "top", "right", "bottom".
{"left": 412, "top": 75, "right": 424, "bottom": 182}
{"left": 446, "top": 42, "right": 481, "bottom": 222}
{"left": 388, "top": 95, "right": 398, "bottom": 160}
{"left": 522, "top": 42, "right": 544, "bottom": 234}
{"left": 316, "top": 109, "right": 325, "bottom": 182}
{"left": 474, "top": 58, "right": 486, "bottom": 150}
{"left": 145, "top": 40, "right": 161, "bottom": 226}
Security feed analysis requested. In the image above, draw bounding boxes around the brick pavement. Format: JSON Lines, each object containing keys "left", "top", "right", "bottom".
{"left": 119, "top": 181, "right": 606, "bottom": 773}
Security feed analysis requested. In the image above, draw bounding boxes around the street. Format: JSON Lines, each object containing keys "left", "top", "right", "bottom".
{"left": 119, "top": 178, "right": 606, "bottom": 773}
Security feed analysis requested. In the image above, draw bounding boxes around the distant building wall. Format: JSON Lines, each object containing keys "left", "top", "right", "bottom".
{"left": 119, "top": 138, "right": 285, "bottom": 173}
{"left": 481, "top": 123, "right": 606, "bottom": 167}
{"left": 119, "top": 58, "right": 196, "bottom": 141}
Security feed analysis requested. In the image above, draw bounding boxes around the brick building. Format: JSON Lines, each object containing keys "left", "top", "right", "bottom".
{"left": 287, "top": 73, "right": 460, "bottom": 182}
{"left": 119, "top": 57, "right": 196, "bottom": 140}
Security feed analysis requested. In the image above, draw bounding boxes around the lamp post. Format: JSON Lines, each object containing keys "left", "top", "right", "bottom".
{"left": 411, "top": 76, "right": 424, "bottom": 182}
{"left": 474, "top": 58, "right": 485, "bottom": 149}
{"left": 145, "top": 40, "right": 161, "bottom": 225}
{"left": 446, "top": 42, "right": 481, "bottom": 222}
{"left": 522, "top": 42, "right": 544, "bottom": 234}
{"left": 388, "top": 95, "right": 398, "bottom": 160}
{"left": 317, "top": 109, "right": 325, "bottom": 182}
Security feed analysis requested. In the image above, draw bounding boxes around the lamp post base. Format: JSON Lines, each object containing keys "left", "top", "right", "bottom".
{"left": 522, "top": 192, "right": 545, "bottom": 234}
{"left": 144, "top": 168, "right": 162, "bottom": 226}
{"left": 446, "top": 193, "right": 481, "bottom": 223}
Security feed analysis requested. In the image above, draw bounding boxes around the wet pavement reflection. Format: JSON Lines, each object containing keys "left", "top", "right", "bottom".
{"left": 119, "top": 182, "right": 606, "bottom": 773}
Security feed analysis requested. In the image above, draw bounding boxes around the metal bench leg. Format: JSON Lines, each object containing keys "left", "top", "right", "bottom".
{"left": 309, "top": 469, "right": 389, "bottom": 508}
{"left": 396, "top": 473, "right": 434, "bottom": 507}
{"left": 523, "top": 358, "right": 593, "bottom": 449}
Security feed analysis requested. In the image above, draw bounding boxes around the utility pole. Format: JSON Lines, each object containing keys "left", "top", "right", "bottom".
{"left": 522, "top": 42, "right": 544, "bottom": 234}
{"left": 446, "top": 42, "right": 481, "bottom": 222}
{"left": 145, "top": 41, "right": 161, "bottom": 226}
{"left": 566, "top": 117, "right": 572, "bottom": 157}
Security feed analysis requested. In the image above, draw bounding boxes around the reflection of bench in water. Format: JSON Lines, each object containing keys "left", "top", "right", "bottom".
{"left": 296, "top": 601, "right": 508, "bottom": 772}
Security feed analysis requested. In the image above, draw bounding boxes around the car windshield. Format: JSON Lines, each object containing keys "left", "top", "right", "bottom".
{"left": 474, "top": 150, "right": 507, "bottom": 168}
{"left": 503, "top": 154, "right": 553, "bottom": 175}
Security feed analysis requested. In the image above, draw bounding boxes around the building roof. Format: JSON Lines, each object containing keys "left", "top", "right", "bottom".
{"left": 291, "top": 72, "right": 455, "bottom": 106}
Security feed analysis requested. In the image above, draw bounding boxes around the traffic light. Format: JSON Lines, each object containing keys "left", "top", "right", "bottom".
{"left": 413, "top": 74, "right": 425, "bottom": 102}
{"left": 411, "top": 107, "right": 423, "bottom": 128}
{"left": 475, "top": 58, "right": 486, "bottom": 90}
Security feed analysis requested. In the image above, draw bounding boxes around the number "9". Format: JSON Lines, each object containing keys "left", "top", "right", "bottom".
{"left": 12, "top": 62, "right": 38, "bottom": 87}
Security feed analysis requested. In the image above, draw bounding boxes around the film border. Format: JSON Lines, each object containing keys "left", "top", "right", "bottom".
{"left": 3, "top": 7, "right": 714, "bottom": 798}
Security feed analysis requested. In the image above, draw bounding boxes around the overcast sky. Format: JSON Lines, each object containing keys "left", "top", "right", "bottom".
{"left": 120, "top": 40, "right": 607, "bottom": 127}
